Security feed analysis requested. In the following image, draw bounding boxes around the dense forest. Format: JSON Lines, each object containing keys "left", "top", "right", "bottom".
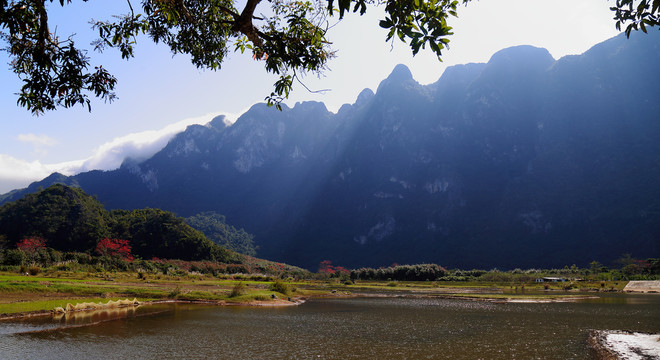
{"left": 185, "top": 212, "right": 257, "bottom": 256}
{"left": 0, "top": 184, "right": 239, "bottom": 263}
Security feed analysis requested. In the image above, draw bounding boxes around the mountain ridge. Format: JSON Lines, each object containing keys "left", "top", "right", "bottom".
{"left": 3, "top": 32, "right": 659, "bottom": 270}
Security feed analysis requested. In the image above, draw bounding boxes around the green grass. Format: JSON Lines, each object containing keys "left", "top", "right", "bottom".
{"left": 0, "top": 297, "right": 152, "bottom": 315}
{"left": 0, "top": 273, "right": 91, "bottom": 284}
{"left": 0, "top": 275, "right": 173, "bottom": 300}
{"left": 0, "top": 281, "right": 50, "bottom": 292}
{"left": 224, "top": 290, "right": 285, "bottom": 303}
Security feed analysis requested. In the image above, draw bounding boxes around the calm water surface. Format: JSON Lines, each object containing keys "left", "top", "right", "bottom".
{"left": 1, "top": 294, "right": 659, "bottom": 359}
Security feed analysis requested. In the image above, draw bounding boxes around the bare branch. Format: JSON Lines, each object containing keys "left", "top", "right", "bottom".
{"left": 293, "top": 71, "right": 331, "bottom": 94}
{"left": 127, "top": 0, "right": 135, "bottom": 17}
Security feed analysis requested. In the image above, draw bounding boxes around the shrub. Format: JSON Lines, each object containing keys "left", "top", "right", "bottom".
{"left": 250, "top": 274, "right": 273, "bottom": 282}
{"left": 64, "top": 252, "right": 94, "bottom": 265}
{"left": 56, "top": 262, "right": 75, "bottom": 271}
{"left": 563, "top": 282, "right": 576, "bottom": 290}
{"left": 28, "top": 266, "right": 41, "bottom": 276}
{"left": 170, "top": 269, "right": 188, "bottom": 277}
{"left": 229, "top": 282, "right": 246, "bottom": 297}
{"left": 269, "top": 280, "right": 290, "bottom": 295}
{"left": 47, "top": 248, "right": 63, "bottom": 263}
{"left": 4, "top": 249, "right": 27, "bottom": 266}
{"left": 98, "top": 255, "right": 130, "bottom": 271}
{"left": 168, "top": 287, "right": 182, "bottom": 298}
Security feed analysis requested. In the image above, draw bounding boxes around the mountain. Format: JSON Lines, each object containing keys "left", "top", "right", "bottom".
{"left": 3, "top": 32, "right": 660, "bottom": 270}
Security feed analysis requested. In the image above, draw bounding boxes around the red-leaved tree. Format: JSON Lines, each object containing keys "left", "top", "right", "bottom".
{"left": 96, "top": 238, "right": 134, "bottom": 261}
{"left": 319, "top": 260, "right": 350, "bottom": 276}
{"left": 16, "top": 237, "right": 46, "bottom": 253}
{"left": 319, "top": 260, "right": 335, "bottom": 274}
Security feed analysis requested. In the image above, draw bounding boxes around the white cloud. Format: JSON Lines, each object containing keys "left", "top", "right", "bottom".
{"left": 77, "top": 111, "right": 235, "bottom": 172}
{"left": 17, "top": 133, "right": 58, "bottom": 146}
{"left": 0, "top": 110, "right": 247, "bottom": 194}
{"left": 0, "top": 154, "right": 84, "bottom": 193}
{"left": 17, "top": 133, "right": 59, "bottom": 156}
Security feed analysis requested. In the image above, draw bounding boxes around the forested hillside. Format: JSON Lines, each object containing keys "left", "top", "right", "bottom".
{"left": 0, "top": 184, "right": 235, "bottom": 263}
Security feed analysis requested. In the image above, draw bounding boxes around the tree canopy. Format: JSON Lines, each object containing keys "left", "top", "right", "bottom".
{"left": 0, "top": 183, "right": 236, "bottom": 262}
{"left": 1, "top": 0, "right": 658, "bottom": 114}
{"left": 186, "top": 211, "right": 257, "bottom": 256}
{"left": 0, "top": 183, "right": 110, "bottom": 251}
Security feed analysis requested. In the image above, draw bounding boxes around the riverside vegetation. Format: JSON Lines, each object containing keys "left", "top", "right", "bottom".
{"left": 0, "top": 248, "right": 658, "bottom": 316}
{"left": 0, "top": 184, "right": 658, "bottom": 316}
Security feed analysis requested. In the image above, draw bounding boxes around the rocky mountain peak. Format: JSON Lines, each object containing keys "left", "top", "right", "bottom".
{"left": 375, "top": 64, "right": 418, "bottom": 94}
{"left": 387, "top": 64, "right": 414, "bottom": 81}
{"left": 355, "top": 88, "right": 375, "bottom": 106}
{"left": 2, "top": 34, "right": 658, "bottom": 270}
{"left": 291, "top": 101, "right": 330, "bottom": 116}
{"left": 208, "top": 115, "right": 230, "bottom": 130}
{"left": 483, "top": 45, "right": 555, "bottom": 76}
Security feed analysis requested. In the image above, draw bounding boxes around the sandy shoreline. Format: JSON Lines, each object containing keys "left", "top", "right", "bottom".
{"left": 589, "top": 330, "right": 660, "bottom": 359}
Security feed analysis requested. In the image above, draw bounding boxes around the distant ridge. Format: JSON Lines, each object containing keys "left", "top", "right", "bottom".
{"left": 3, "top": 32, "right": 659, "bottom": 270}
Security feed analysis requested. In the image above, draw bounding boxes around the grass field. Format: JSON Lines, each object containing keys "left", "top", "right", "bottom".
{"left": 0, "top": 270, "right": 628, "bottom": 316}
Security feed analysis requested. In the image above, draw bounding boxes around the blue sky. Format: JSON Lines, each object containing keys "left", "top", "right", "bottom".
{"left": 0, "top": 0, "right": 621, "bottom": 193}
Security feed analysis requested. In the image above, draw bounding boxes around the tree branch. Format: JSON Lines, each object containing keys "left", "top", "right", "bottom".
{"left": 127, "top": 0, "right": 135, "bottom": 17}
{"left": 217, "top": 5, "right": 239, "bottom": 19}
{"left": 294, "top": 71, "right": 330, "bottom": 94}
{"left": 35, "top": 0, "right": 50, "bottom": 62}
{"left": 176, "top": 0, "right": 194, "bottom": 22}
{"left": 233, "top": 0, "right": 265, "bottom": 50}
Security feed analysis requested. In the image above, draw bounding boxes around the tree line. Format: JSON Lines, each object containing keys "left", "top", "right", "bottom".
{"left": 345, "top": 258, "right": 660, "bottom": 283}
{"left": 349, "top": 263, "right": 447, "bottom": 281}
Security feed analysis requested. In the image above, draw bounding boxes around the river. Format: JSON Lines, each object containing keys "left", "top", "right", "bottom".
{"left": 1, "top": 293, "right": 659, "bottom": 359}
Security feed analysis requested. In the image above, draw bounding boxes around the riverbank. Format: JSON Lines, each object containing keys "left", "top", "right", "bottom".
{"left": 0, "top": 269, "right": 633, "bottom": 320}
{"left": 0, "top": 297, "right": 308, "bottom": 322}
{"left": 0, "top": 270, "right": 316, "bottom": 318}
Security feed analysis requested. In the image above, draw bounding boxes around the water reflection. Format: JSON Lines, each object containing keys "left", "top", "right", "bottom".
{"left": 50, "top": 306, "right": 139, "bottom": 328}
{"left": 0, "top": 294, "right": 658, "bottom": 359}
